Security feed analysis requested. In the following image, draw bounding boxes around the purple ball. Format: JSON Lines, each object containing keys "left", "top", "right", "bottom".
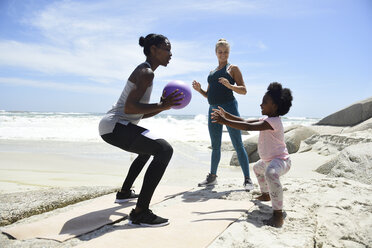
{"left": 163, "top": 80, "right": 192, "bottom": 109}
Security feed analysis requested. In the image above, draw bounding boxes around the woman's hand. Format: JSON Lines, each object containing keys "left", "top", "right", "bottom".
{"left": 218, "top": 77, "right": 232, "bottom": 89}
{"left": 160, "top": 89, "right": 184, "bottom": 110}
{"left": 192, "top": 80, "right": 208, "bottom": 98}
{"left": 192, "top": 80, "right": 202, "bottom": 92}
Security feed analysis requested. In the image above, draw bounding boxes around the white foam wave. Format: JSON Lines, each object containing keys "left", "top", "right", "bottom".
{"left": 0, "top": 112, "right": 318, "bottom": 142}
{"left": 0, "top": 113, "right": 102, "bottom": 142}
{"left": 141, "top": 114, "right": 210, "bottom": 142}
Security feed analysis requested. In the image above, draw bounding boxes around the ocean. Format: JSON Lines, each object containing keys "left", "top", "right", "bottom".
{"left": 0, "top": 111, "right": 320, "bottom": 171}
{"left": 0, "top": 111, "right": 319, "bottom": 143}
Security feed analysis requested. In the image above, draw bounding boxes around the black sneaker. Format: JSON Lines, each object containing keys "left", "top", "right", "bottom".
{"left": 243, "top": 178, "right": 254, "bottom": 191}
{"left": 128, "top": 209, "right": 169, "bottom": 227}
{"left": 114, "top": 189, "right": 139, "bottom": 203}
{"left": 198, "top": 173, "right": 217, "bottom": 187}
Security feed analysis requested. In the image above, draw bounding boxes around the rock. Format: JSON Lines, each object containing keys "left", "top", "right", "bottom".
{"left": 341, "top": 117, "right": 372, "bottom": 133}
{"left": 0, "top": 186, "right": 118, "bottom": 226}
{"left": 307, "top": 125, "right": 344, "bottom": 135}
{"left": 284, "top": 125, "right": 302, "bottom": 133}
{"left": 316, "top": 97, "right": 372, "bottom": 126}
{"left": 230, "top": 125, "right": 317, "bottom": 166}
{"left": 284, "top": 126, "right": 318, "bottom": 154}
{"left": 315, "top": 143, "right": 372, "bottom": 184}
{"left": 230, "top": 135, "right": 259, "bottom": 165}
{"left": 242, "top": 135, "right": 259, "bottom": 155}
{"left": 298, "top": 131, "right": 372, "bottom": 156}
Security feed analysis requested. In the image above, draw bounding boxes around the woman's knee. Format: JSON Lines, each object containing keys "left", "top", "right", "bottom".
{"left": 154, "top": 139, "right": 173, "bottom": 163}
{"left": 233, "top": 143, "right": 246, "bottom": 156}
{"left": 162, "top": 142, "right": 173, "bottom": 160}
{"left": 210, "top": 134, "right": 222, "bottom": 150}
{"left": 228, "top": 128, "right": 242, "bottom": 145}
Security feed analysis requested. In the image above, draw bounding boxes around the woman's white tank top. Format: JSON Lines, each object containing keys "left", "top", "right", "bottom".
{"left": 99, "top": 62, "right": 153, "bottom": 135}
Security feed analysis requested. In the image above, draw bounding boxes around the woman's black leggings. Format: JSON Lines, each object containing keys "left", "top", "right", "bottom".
{"left": 101, "top": 122, "right": 173, "bottom": 210}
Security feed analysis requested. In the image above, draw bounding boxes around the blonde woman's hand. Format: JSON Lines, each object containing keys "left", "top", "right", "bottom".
{"left": 192, "top": 80, "right": 202, "bottom": 92}
{"left": 218, "top": 77, "right": 232, "bottom": 89}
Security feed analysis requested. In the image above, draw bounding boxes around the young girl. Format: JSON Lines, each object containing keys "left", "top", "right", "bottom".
{"left": 211, "top": 82, "right": 293, "bottom": 228}
{"left": 99, "top": 34, "right": 182, "bottom": 227}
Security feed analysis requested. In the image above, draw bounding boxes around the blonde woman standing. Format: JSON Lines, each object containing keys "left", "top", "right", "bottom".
{"left": 192, "top": 39, "right": 253, "bottom": 190}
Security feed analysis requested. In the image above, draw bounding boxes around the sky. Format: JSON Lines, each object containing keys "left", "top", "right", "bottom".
{"left": 0, "top": 0, "right": 371, "bottom": 118}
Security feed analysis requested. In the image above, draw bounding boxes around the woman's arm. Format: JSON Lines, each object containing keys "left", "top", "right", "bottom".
{"left": 142, "top": 110, "right": 162, "bottom": 118}
{"left": 125, "top": 68, "right": 183, "bottom": 114}
{"left": 219, "top": 65, "right": 247, "bottom": 95}
{"left": 142, "top": 95, "right": 170, "bottom": 118}
{"left": 192, "top": 80, "right": 208, "bottom": 98}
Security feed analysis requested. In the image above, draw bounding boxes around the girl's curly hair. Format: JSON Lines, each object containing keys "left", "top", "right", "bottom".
{"left": 266, "top": 82, "right": 293, "bottom": 116}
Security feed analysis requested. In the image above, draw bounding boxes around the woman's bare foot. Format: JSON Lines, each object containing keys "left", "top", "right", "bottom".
{"left": 255, "top": 192, "right": 271, "bottom": 201}
{"left": 263, "top": 210, "right": 283, "bottom": 228}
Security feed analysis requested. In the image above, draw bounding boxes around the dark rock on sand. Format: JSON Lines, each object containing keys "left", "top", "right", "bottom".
{"left": 0, "top": 186, "right": 118, "bottom": 226}
{"left": 316, "top": 97, "right": 372, "bottom": 126}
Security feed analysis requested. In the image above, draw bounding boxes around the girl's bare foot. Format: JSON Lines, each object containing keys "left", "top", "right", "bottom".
{"left": 255, "top": 192, "right": 271, "bottom": 201}
{"left": 263, "top": 210, "right": 283, "bottom": 228}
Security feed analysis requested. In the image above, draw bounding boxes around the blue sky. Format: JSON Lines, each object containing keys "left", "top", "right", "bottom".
{"left": 0, "top": 0, "right": 371, "bottom": 117}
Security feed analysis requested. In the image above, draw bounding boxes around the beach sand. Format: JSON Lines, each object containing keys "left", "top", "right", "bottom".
{"left": 1, "top": 132, "right": 371, "bottom": 247}
{"left": 0, "top": 139, "right": 235, "bottom": 193}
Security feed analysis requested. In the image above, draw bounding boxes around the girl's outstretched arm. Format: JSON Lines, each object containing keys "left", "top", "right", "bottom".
{"left": 212, "top": 106, "right": 260, "bottom": 123}
{"left": 211, "top": 107, "right": 273, "bottom": 131}
{"left": 212, "top": 106, "right": 244, "bottom": 122}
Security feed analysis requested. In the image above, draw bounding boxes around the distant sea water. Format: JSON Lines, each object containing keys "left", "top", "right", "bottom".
{"left": 0, "top": 111, "right": 320, "bottom": 143}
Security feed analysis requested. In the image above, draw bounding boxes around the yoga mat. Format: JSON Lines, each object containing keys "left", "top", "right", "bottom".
{"left": 1, "top": 186, "right": 189, "bottom": 242}
{"left": 77, "top": 199, "right": 254, "bottom": 248}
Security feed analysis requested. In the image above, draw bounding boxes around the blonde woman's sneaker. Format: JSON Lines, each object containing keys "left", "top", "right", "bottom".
{"left": 114, "top": 189, "right": 139, "bottom": 203}
{"left": 244, "top": 178, "right": 254, "bottom": 191}
{"left": 128, "top": 209, "right": 169, "bottom": 227}
{"left": 198, "top": 173, "right": 217, "bottom": 187}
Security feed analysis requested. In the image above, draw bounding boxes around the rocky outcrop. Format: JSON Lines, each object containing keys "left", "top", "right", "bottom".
{"left": 229, "top": 135, "right": 260, "bottom": 164}
{"left": 0, "top": 186, "right": 118, "bottom": 226}
{"left": 341, "top": 117, "right": 372, "bottom": 133}
{"left": 298, "top": 131, "right": 372, "bottom": 155}
{"left": 316, "top": 97, "right": 372, "bottom": 126}
{"left": 284, "top": 126, "right": 318, "bottom": 154}
{"left": 315, "top": 143, "right": 372, "bottom": 184}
